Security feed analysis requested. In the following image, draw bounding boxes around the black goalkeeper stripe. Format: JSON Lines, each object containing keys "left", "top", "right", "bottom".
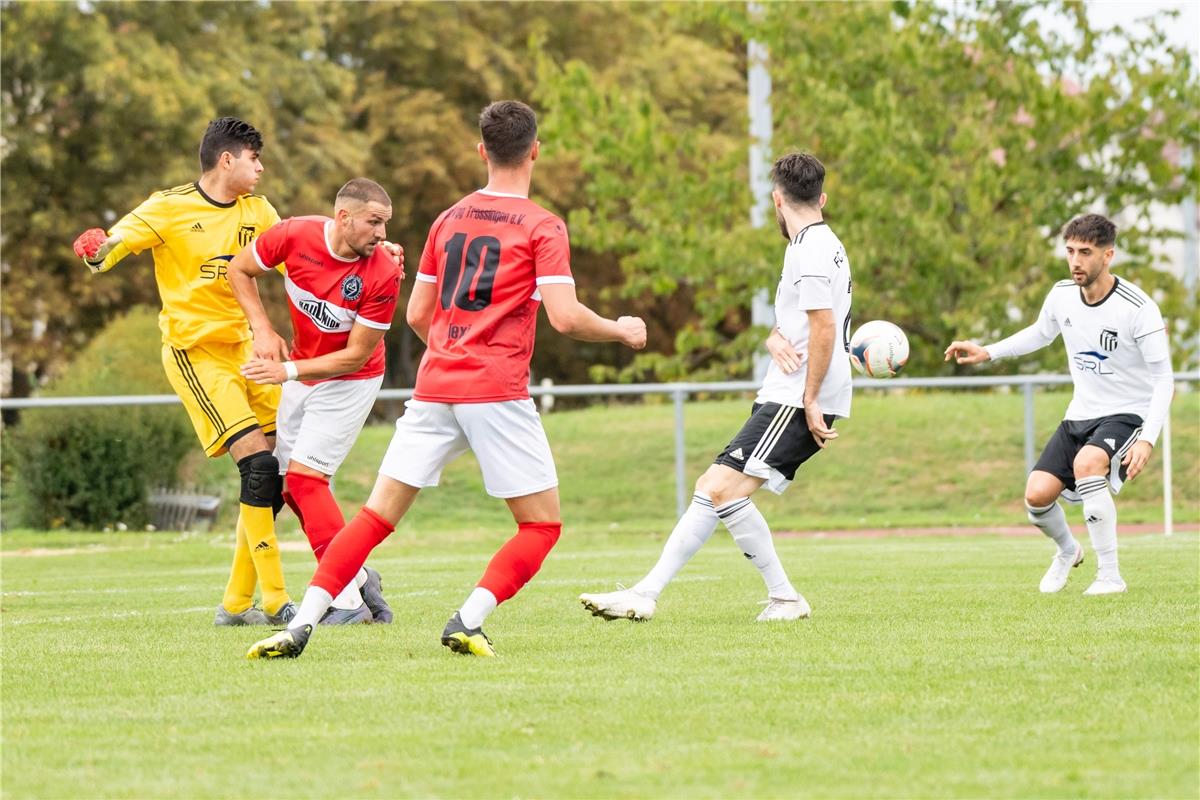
{"left": 171, "top": 348, "right": 224, "bottom": 431}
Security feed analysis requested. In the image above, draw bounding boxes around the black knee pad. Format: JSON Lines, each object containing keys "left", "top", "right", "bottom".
{"left": 271, "top": 483, "right": 286, "bottom": 519}
{"left": 237, "top": 451, "right": 281, "bottom": 508}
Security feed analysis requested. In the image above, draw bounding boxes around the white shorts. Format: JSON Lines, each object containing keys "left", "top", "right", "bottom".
{"left": 379, "top": 398, "right": 558, "bottom": 499}
{"left": 274, "top": 376, "right": 383, "bottom": 476}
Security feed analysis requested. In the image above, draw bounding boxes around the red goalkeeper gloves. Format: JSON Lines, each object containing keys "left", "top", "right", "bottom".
{"left": 73, "top": 228, "right": 110, "bottom": 273}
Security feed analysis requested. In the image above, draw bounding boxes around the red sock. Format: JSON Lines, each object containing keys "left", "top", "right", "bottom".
{"left": 478, "top": 521, "right": 562, "bottom": 604}
{"left": 282, "top": 490, "right": 305, "bottom": 530}
{"left": 311, "top": 507, "right": 393, "bottom": 597}
{"left": 285, "top": 471, "right": 345, "bottom": 560}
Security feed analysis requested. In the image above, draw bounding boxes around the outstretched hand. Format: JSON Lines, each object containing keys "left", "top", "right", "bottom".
{"left": 944, "top": 340, "right": 990, "bottom": 365}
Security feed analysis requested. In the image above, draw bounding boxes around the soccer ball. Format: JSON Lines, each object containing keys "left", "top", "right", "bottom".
{"left": 849, "top": 320, "right": 909, "bottom": 378}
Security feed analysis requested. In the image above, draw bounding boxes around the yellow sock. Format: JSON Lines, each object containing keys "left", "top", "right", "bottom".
{"left": 242, "top": 503, "right": 290, "bottom": 614}
{"left": 221, "top": 514, "right": 258, "bottom": 614}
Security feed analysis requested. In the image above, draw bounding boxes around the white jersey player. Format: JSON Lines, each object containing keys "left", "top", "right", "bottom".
{"left": 581, "top": 152, "right": 853, "bottom": 623}
{"left": 946, "top": 213, "right": 1174, "bottom": 596}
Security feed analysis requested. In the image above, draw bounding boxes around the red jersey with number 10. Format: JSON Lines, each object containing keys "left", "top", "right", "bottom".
{"left": 414, "top": 191, "right": 574, "bottom": 402}
{"left": 253, "top": 216, "right": 400, "bottom": 384}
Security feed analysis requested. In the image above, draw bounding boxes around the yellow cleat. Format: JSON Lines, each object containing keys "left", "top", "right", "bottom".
{"left": 246, "top": 624, "right": 312, "bottom": 659}
{"left": 440, "top": 612, "right": 496, "bottom": 657}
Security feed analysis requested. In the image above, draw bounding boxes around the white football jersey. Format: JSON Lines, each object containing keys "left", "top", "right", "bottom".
{"left": 1032, "top": 277, "right": 1168, "bottom": 421}
{"left": 756, "top": 222, "right": 853, "bottom": 418}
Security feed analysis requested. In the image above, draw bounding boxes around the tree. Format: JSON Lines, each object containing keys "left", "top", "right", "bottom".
{"left": 531, "top": 0, "right": 1198, "bottom": 378}
{"left": 1, "top": 2, "right": 362, "bottom": 395}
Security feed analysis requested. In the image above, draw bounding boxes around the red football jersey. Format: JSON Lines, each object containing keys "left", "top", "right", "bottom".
{"left": 413, "top": 191, "right": 574, "bottom": 403}
{"left": 253, "top": 216, "right": 400, "bottom": 384}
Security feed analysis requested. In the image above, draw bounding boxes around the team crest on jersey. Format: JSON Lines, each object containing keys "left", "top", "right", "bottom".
{"left": 1100, "top": 328, "right": 1118, "bottom": 351}
{"left": 237, "top": 225, "right": 256, "bottom": 247}
{"left": 341, "top": 274, "right": 363, "bottom": 301}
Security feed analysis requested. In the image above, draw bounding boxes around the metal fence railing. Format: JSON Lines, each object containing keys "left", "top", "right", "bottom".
{"left": 3, "top": 372, "right": 1196, "bottom": 534}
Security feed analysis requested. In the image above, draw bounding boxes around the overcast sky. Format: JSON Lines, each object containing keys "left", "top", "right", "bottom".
{"left": 1083, "top": 0, "right": 1199, "bottom": 60}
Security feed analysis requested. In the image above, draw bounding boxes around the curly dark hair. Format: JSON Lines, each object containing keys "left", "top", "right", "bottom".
{"left": 199, "top": 117, "right": 263, "bottom": 172}
{"left": 1062, "top": 214, "right": 1116, "bottom": 248}
{"left": 770, "top": 152, "right": 825, "bottom": 206}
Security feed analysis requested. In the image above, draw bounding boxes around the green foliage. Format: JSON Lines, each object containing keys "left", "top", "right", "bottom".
{"left": 534, "top": 1, "right": 1198, "bottom": 378}
{"left": 1, "top": 1, "right": 1195, "bottom": 391}
{"left": 4, "top": 308, "right": 193, "bottom": 529}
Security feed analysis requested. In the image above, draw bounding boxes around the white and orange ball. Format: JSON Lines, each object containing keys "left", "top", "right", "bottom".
{"left": 849, "top": 320, "right": 909, "bottom": 378}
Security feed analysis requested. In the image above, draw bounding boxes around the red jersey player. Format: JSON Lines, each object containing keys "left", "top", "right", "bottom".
{"left": 248, "top": 100, "right": 647, "bottom": 660}
{"left": 228, "top": 178, "right": 403, "bottom": 626}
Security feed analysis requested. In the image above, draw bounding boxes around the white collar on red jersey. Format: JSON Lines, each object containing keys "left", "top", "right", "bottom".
{"left": 477, "top": 189, "right": 528, "bottom": 199}
{"left": 323, "top": 220, "right": 360, "bottom": 263}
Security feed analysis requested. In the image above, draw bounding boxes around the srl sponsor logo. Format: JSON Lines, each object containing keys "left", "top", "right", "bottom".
{"left": 1073, "top": 350, "right": 1113, "bottom": 375}
{"left": 200, "top": 254, "right": 234, "bottom": 280}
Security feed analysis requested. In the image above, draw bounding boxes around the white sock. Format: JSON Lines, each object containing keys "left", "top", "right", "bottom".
{"left": 633, "top": 492, "right": 719, "bottom": 599}
{"left": 1025, "top": 500, "right": 1079, "bottom": 555}
{"left": 716, "top": 497, "right": 798, "bottom": 600}
{"left": 289, "top": 585, "right": 333, "bottom": 631}
{"left": 355, "top": 568, "right": 368, "bottom": 588}
{"left": 329, "top": 580, "right": 365, "bottom": 611}
{"left": 1078, "top": 476, "right": 1119, "bottom": 578}
{"left": 458, "top": 587, "right": 497, "bottom": 630}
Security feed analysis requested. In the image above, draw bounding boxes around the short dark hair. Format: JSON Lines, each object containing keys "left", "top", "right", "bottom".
{"left": 770, "top": 152, "right": 825, "bottom": 206}
{"left": 479, "top": 100, "right": 538, "bottom": 167}
{"left": 199, "top": 117, "right": 263, "bottom": 172}
{"left": 335, "top": 178, "right": 391, "bottom": 208}
{"left": 1062, "top": 214, "right": 1116, "bottom": 248}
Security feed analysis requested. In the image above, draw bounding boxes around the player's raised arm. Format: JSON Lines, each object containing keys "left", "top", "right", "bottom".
{"left": 228, "top": 236, "right": 288, "bottom": 362}
{"left": 72, "top": 229, "right": 130, "bottom": 274}
{"left": 948, "top": 291, "right": 1063, "bottom": 365}
{"left": 539, "top": 283, "right": 646, "bottom": 349}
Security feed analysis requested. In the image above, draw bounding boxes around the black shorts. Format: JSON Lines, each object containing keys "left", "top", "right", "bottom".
{"left": 713, "top": 402, "right": 836, "bottom": 492}
{"left": 1033, "top": 413, "right": 1143, "bottom": 499}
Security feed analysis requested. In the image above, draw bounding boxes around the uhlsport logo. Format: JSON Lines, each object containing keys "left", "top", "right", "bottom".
{"left": 341, "top": 274, "right": 363, "bottom": 301}
{"left": 1100, "top": 328, "right": 1118, "bottom": 351}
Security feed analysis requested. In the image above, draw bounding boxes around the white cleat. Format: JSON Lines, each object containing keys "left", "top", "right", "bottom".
{"left": 1039, "top": 543, "right": 1085, "bottom": 593}
{"left": 756, "top": 595, "right": 812, "bottom": 622}
{"left": 1083, "top": 576, "right": 1127, "bottom": 596}
{"left": 579, "top": 587, "right": 656, "bottom": 621}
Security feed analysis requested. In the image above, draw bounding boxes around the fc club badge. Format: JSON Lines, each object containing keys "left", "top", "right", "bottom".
{"left": 1100, "top": 328, "right": 1118, "bottom": 351}
{"left": 341, "top": 274, "right": 363, "bottom": 301}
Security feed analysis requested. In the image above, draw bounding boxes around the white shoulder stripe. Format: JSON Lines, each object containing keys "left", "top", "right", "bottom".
{"left": 252, "top": 239, "right": 273, "bottom": 271}
{"left": 354, "top": 317, "right": 392, "bottom": 331}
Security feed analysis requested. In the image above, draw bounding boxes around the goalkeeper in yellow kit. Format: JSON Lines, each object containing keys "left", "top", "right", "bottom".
{"left": 72, "top": 117, "right": 294, "bottom": 625}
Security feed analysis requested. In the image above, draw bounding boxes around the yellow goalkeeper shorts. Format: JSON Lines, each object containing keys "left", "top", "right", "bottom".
{"left": 161, "top": 340, "right": 279, "bottom": 458}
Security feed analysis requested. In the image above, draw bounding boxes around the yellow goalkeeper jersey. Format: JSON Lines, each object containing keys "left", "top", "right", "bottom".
{"left": 101, "top": 182, "right": 281, "bottom": 349}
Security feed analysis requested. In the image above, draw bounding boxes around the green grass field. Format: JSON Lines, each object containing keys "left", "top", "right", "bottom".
{"left": 3, "top": 390, "right": 1198, "bottom": 798}
{"left": 2, "top": 530, "right": 1197, "bottom": 798}
{"left": 181, "top": 389, "right": 1198, "bottom": 535}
